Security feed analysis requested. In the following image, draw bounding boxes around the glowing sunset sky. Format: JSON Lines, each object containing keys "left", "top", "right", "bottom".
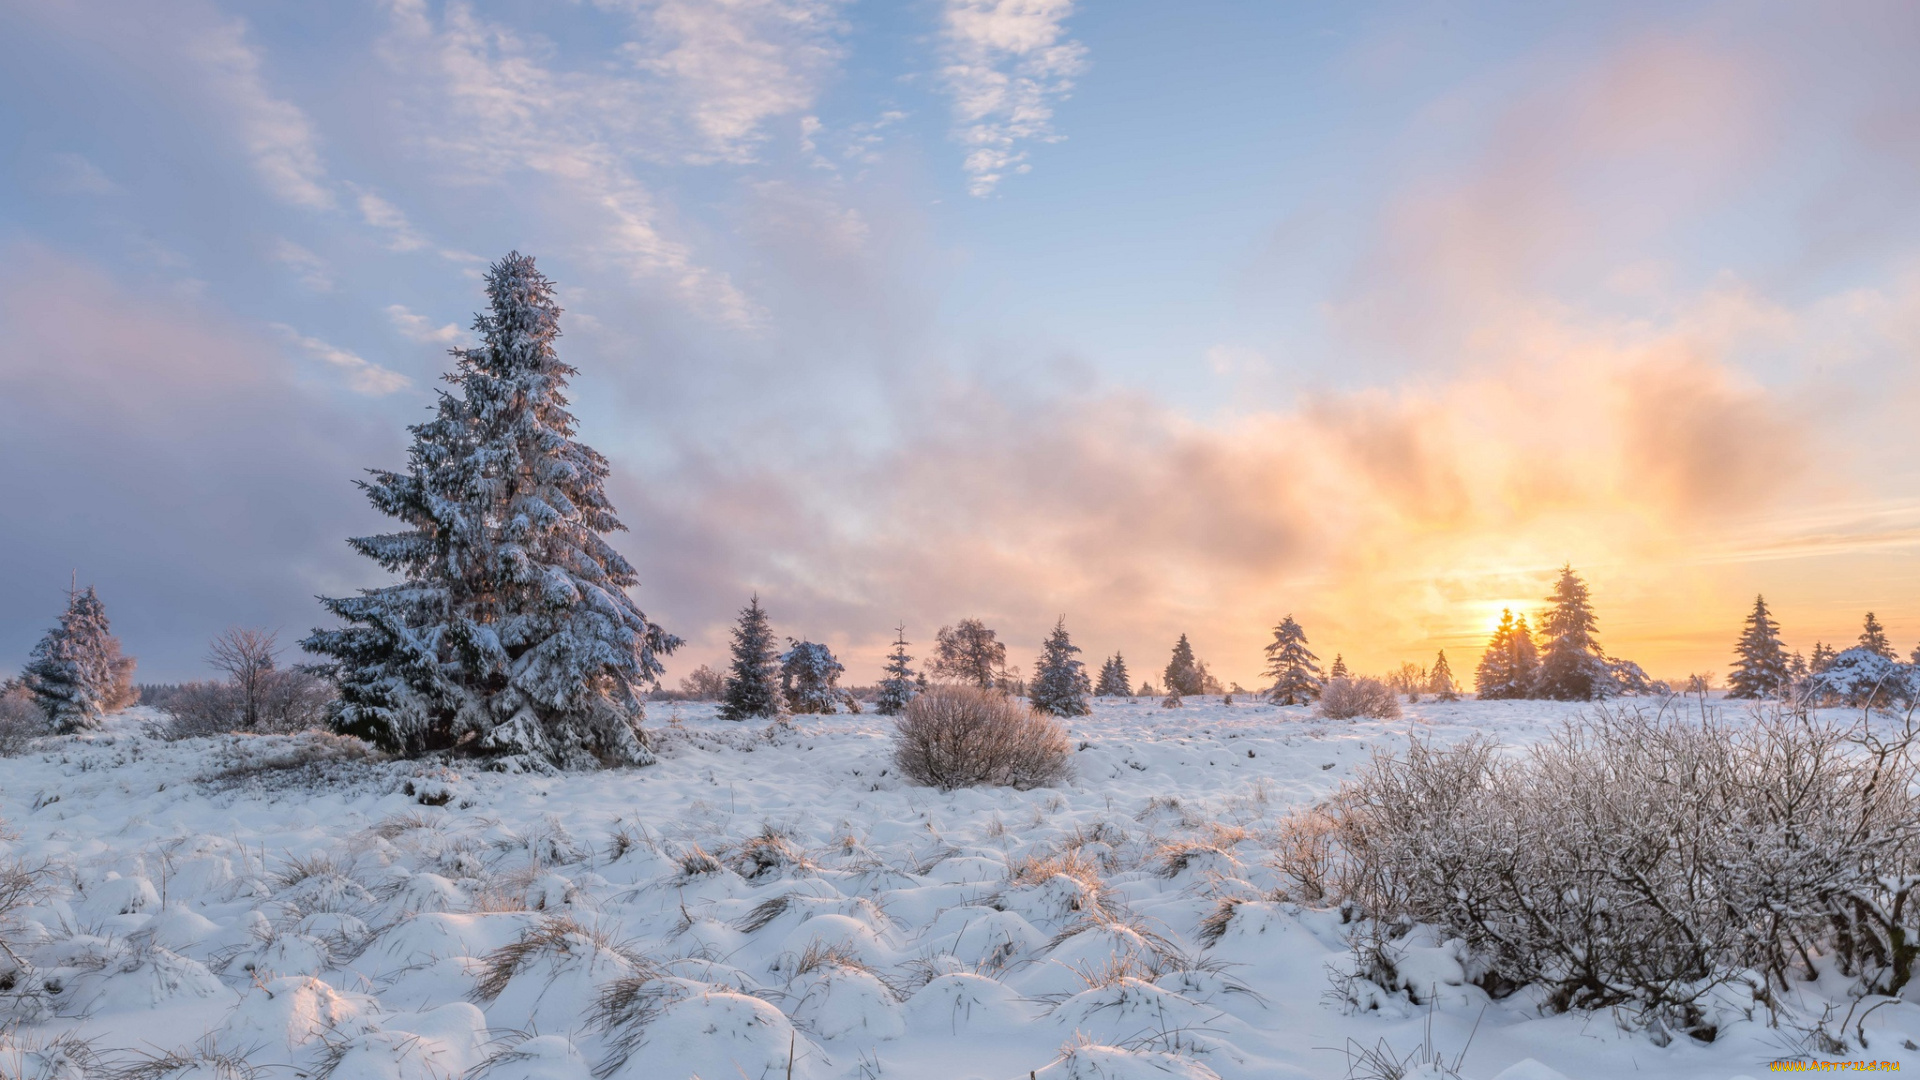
{"left": 2, "top": 0, "right": 1917, "bottom": 686}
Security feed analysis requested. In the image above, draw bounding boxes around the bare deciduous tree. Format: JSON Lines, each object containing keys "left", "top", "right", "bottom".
{"left": 207, "top": 628, "right": 280, "bottom": 730}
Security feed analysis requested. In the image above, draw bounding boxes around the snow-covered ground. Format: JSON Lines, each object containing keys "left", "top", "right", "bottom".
{"left": 0, "top": 698, "right": 1911, "bottom": 1079}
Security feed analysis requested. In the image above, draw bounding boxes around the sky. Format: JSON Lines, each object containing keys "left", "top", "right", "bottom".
{"left": 2, "top": 0, "right": 1919, "bottom": 689}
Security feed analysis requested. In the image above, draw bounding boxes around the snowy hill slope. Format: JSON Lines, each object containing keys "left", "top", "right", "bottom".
{"left": 0, "top": 698, "right": 1910, "bottom": 1079}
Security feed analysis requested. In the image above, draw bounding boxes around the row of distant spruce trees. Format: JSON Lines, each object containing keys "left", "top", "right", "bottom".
{"left": 5, "top": 253, "right": 1914, "bottom": 768}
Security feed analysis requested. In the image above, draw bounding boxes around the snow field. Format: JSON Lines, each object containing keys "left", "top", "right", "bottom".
{"left": 0, "top": 699, "right": 1913, "bottom": 1079}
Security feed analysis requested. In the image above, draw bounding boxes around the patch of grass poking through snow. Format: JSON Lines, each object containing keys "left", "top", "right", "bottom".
{"left": 725, "top": 826, "right": 818, "bottom": 881}
{"left": 114, "top": 1037, "right": 261, "bottom": 1080}
{"left": 471, "top": 914, "right": 646, "bottom": 1004}
{"left": 0, "top": 1023, "right": 107, "bottom": 1080}
{"left": 588, "top": 968, "right": 689, "bottom": 1079}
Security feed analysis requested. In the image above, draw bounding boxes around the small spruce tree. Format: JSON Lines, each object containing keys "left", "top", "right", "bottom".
{"left": 721, "top": 595, "right": 783, "bottom": 721}
{"left": 875, "top": 625, "right": 917, "bottom": 716}
{"left": 1329, "top": 654, "right": 1348, "bottom": 680}
{"left": 303, "top": 253, "right": 677, "bottom": 766}
{"left": 780, "top": 639, "right": 847, "bottom": 715}
{"left": 1536, "top": 565, "right": 1609, "bottom": 701}
{"left": 1094, "top": 652, "right": 1132, "bottom": 697}
{"left": 1860, "top": 612, "right": 1895, "bottom": 660}
{"left": 1263, "top": 616, "right": 1323, "bottom": 705}
{"left": 1030, "top": 618, "right": 1092, "bottom": 717}
{"left": 1163, "top": 634, "right": 1205, "bottom": 697}
{"left": 22, "top": 585, "right": 138, "bottom": 733}
{"left": 1428, "top": 651, "right": 1459, "bottom": 702}
{"left": 1810, "top": 641, "right": 1837, "bottom": 674}
{"left": 1727, "top": 594, "right": 1790, "bottom": 699}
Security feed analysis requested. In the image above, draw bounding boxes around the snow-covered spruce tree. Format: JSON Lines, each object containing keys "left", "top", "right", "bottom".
{"left": 1860, "top": 611, "right": 1896, "bottom": 660}
{"left": 781, "top": 639, "right": 849, "bottom": 715}
{"left": 1727, "top": 594, "right": 1790, "bottom": 699}
{"left": 1428, "top": 651, "right": 1460, "bottom": 701}
{"left": 1094, "top": 652, "right": 1131, "bottom": 697}
{"left": 1475, "top": 609, "right": 1539, "bottom": 699}
{"left": 1810, "top": 641, "right": 1837, "bottom": 674}
{"left": 1163, "top": 634, "right": 1205, "bottom": 697}
{"left": 303, "top": 253, "right": 679, "bottom": 767}
{"left": 875, "top": 625, "right": 917, "bottom": 716}
{"left": 721, "top": 595, "right": 783, "bottom": 721}
{"left": 1536, "top": 566, "right": 1611, "bottom": 701}
{"left": 1030, "top": 618, "right": 1092, "bottom": 717}
{"left": 1263, "top": 616, "right": 1323, "bottom": 705}
{"left": 21, "top": 585, "right": 138, "bottom": 733}
{"left": 1329, "top": 654, "right": 1349, "bottom": 680}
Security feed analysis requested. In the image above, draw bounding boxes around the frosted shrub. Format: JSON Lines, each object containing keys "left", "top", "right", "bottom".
{"left": 1317, "top": 677, "right": 1401, "bottom": 720}
{"left": 0, "top": 685, "right": 46, "bottom": 756}
{"left": 891, "top": 686, "right": 1071, "bottom": 791}
{"left": 1329, "top": 705, "right": 1920, "bottom": 1040}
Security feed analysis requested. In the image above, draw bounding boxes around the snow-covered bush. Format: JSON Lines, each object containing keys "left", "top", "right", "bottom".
{"left": 780, "top": 640, "right": 852, "bottom": 715}
{"left": 891, "top": 686, "right": 1070, "bottom": 791}
{"left": 156, "top": 670, "right": 334, "bottom": 739}
{"left": 1803, "top": 646, "right": 1915, "bottom": 708}
{"left": 1329, "top": 706, "right": 1920, "bottom": 1039}
{"left": 1316, "top": 677, "right": 1401, "bottom": 720}
{"left": 0, "top": 684, "right": 46, "bottom": 756}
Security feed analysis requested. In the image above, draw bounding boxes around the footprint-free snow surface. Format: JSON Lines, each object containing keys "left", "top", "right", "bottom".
{"left": 1, "top": 699, "right": 1913, "bottom": 1079}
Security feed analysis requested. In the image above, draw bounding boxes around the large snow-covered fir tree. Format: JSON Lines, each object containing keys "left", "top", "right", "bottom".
{"left": 721, "top": 595, "right": 783, "bottom": 721}
{"left": 875, "top": 625, "right": 917, "bottom": 715}
{"left": 1727, "top": 594, "right": 1790, "bottom": 699}
{"left": 780, "top": 639, "right": 850, "bottom": 715}
{"left": 1536, "top": 566, "right": 1610, "bottom": 701}
{"left": 1164, "top": 634, "right": 1205, "bottom": 697}
{"left": 1030, "top": 618, "right": 1092, "bottom": 717}
{"left": 21, "top": 585, "right": 138, "bottom": 733}
{"left": 303, "top": 253, "right": 679, "bottom": 767}
{"left": 1860, "top": 612, "right": 1896, "bottom": 660}
{"left": 1095, "top": 653, "right": 1131, "bottom": 697}
{"left": 1475, "top": 609, "right": 1539, "bottom": 699}
{"left": 1263, "top": 616, "right": 1323, "bottom": 705}
{"left": 1428, "top": 651, "right": 1460, "bottom": 701}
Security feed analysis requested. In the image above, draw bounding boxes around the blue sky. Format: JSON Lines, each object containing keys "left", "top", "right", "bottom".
{"left": 3, "top": 0, "right": 1919, "bottom": 686}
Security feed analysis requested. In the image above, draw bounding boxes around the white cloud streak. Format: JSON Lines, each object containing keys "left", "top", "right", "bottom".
{"left": 609, "top": 0, "right": 847, "bottom": 164}
{"left": 271, "top": 239, "right": 332, "bottom": 292}
{"left": 385, "top": 304, "right": 465, "bottom": 344}
{"left": 380, "top": 0, "right": 761, "bottom": 325}
{"left": 184, "top": 16, "right": 335, "bottom": 210}
{"left": 940, "top": 0, "right": 1088, "bottom": 196}
{"left": 354, "top": 189, "right": 429, "bottom": 252}
{"left": 273, "top": 325, "right": 411, "bottom": 396}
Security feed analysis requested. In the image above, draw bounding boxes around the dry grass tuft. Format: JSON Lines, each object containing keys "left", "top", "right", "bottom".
{"left": 725, "top": 827, "right": 817, "bottom": 881}
{"left": 471, "top": 915, "right": 643, "bottom": 1004}
{"left": 112, "top": 1037, "right": 257, "bottom": 1080}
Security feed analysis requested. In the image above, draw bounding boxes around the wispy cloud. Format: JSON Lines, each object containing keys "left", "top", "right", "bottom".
{"left": 270, "top": 239, "right": 331, "bottom": 292}
{"left": 40, "top": 152, "right": 119, "bottom": 196}
{"left": 185, "top": 16, "right": 334, "bottom": 210}
{"left": 273, "top": 325, "right": 411, "bottom": 396}
{"left": 381, "top": 0, "right": 757, "bottom": 325}
{"left": 353, "top": 189, "right": 428, "bottom": 252}
{"left": 939, "top": 0, "right": 1088, "bottom": 195}
{"left": 608, "top": 0, "right": 847, "bottom": 164}
{"left": 385, "top": 304, "right": 465, "bottom": 345}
